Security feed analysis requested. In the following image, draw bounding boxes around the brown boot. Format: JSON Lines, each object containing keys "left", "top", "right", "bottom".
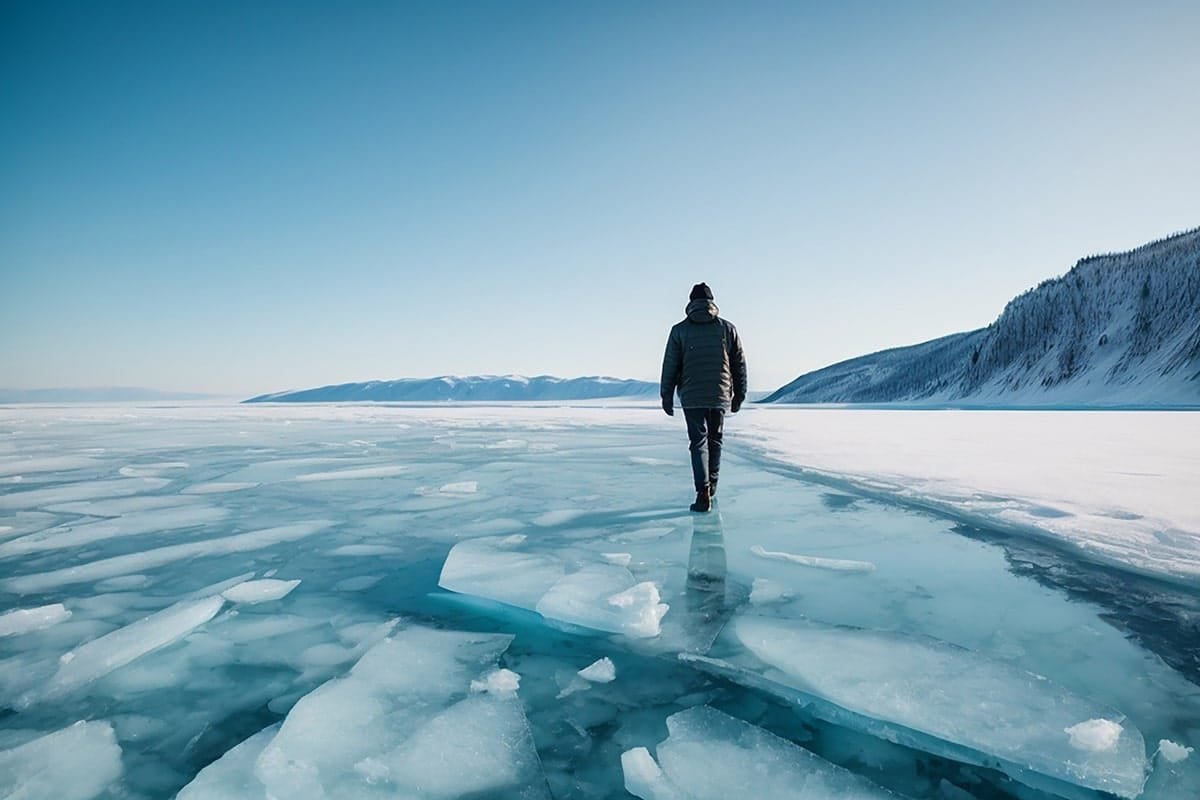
{"left": 690, "top": 484, "right": 712, "bottom": 513}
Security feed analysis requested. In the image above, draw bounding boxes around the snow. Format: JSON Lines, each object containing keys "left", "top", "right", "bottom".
{"left": 0, "top": 721, "right": 122, "bottom": 800}
{"left": 222, "top": 578, "right": 301, "bottom": 604}
{"left": 469, "top": 667, "right": 521, "bottom": 696}
{"left": 1158, "top": 739, "right": 1193, "bottom": 764}
{"left": 1065, "top": 719, "right": 1125, "bottom": 752}
{"left": 740, "top": 408, "right": 1200, "bottom": 584}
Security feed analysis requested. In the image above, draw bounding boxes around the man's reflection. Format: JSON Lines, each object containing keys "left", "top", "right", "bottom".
{"left": 686, "top": 507, "right": 728, "bottom": 622}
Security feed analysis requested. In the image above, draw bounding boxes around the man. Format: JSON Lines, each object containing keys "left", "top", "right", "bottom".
{"left": 660, "top": 282, "right": 748, "bottom": 512}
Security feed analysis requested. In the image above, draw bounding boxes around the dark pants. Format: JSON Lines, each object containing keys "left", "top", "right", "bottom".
{"left": 683, "top": 408, "right": 725, "bottom": 491}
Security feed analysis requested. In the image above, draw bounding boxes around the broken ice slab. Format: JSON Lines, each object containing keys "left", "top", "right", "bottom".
{"left": 683, "top": 614, "right": 1148, "bottom": 800}
{"left": 0, "top": 602, "right": 72, "bottom": 636}
{"left": 176, "top": 724, "right": 279, "bottom": 800}
{"left": 175, "top": 624, "right": 551, "bottom": 799}
{"left": 622, "top": 705, "right": 901, "bottom": 799}
{"left": 437, "top": 511, "right": 742, "bottom": 651}
{"left": 17, "top": 595, "right": 226, "bottom": 709}
{"left": 0, "top": 720, "right": 123, "bottom": 800}
{"left": 439, "top": 535, "right": 669, "bottom": 638}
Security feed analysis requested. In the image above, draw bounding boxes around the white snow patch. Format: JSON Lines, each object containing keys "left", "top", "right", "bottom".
{"left": 629, "top": 456, "right": 676, "bottom": 466}
{"left": 222, "top": 578, "right": 301, "bottom": 604}
{"left": 608, "top": 582, "right": 669, "bottom": 638}
{"left": 439, "top": 480, "right": 478, "bottom": 494}
{"left": 470, "top": 668, "right": 521, "bottom": 696}
{"left": 603, "top": 552, "right": 633, "bottom": 567}
{"left": 750, "top": 544, "right": 876, "bottom": 572}
{"left": 1157, "top": 739, "right": 1192, "bottom": 763}
{"left": 578, "top": 657, "right": 616, "bottom": 683}
{"left": 740, "top": 409, "right": 1200, "bottom": 583}
{"left": 0, "top": 603, "right": 72, "bottom": 636}
{"left": 1065, "top": 719, "right": 1124, "bottom": 752}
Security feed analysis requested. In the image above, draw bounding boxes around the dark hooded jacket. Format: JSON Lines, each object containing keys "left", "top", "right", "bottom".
{"left": 660, "top": 299, "right": 748, "bottom": 409}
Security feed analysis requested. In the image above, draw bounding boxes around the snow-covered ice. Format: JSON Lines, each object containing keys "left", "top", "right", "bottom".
{"left": 739, "top": 408, "right": 1200, "bottom": 583}
{"left": 0, "top": 403, "right": 1197, "bottom": 799}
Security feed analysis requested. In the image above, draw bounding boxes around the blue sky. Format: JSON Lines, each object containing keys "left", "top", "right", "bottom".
{"left": 3, "top": 1, "right": 1198, "bottom": 396}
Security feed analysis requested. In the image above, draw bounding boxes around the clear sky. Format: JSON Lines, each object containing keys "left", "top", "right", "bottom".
{"left": 3, "top": 0, "right": 1198, "bottom": 396}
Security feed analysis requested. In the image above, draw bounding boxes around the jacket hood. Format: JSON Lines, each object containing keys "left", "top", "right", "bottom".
{"left": 685, "top": 299, "right": 719, "bottom": 323}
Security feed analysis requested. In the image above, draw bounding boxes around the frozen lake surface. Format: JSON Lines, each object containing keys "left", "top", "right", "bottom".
{"left": 0, "top": 404, "right": 1197, "bottom": 799}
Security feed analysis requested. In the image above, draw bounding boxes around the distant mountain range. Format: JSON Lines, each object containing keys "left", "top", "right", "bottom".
{"left": 244, "top": 375, "right": 659, "bottom": 403}
{"left": 765, "top": 227, "right": 1200, "bottom": 407}
{"left": 0, "top": 387, "right": 220, "bottom": 404}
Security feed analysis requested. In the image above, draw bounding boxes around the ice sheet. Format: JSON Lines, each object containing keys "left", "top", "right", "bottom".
{"left": 0, "top": 603, "right": 71, "bottom": 636}
{"left": 440, "top": 536, "right": 669, "bottom": 638}
{"left": 686, "top": 614, "right": 1149, "bottom": 799}
{"left": 24, "top": 595, "right": 225, "bottom": 706}
{"left": 623, "top": 705, "right": 900, "bottom": 799}
{"left": 1, "top": 403, "right": 1197, "bottom": 799}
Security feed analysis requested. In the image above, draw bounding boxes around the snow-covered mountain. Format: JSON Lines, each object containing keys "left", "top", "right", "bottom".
{"left": 765, "top": 227, "right": 1200, "bottom": 407}
{"left": 244, "top": 375, "right": 659, "bottom": 403}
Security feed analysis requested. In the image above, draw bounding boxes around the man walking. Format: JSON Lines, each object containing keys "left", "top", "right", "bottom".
{"left": 660, "top": 282, "right": 748, "bottom": 512}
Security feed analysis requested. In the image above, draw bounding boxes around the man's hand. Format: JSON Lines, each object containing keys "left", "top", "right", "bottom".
{"left": 662, "top": 397, "right": 674, "bottom": 416}
{"left": 731, "top": 395, "right": 744, "bottom": 414}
